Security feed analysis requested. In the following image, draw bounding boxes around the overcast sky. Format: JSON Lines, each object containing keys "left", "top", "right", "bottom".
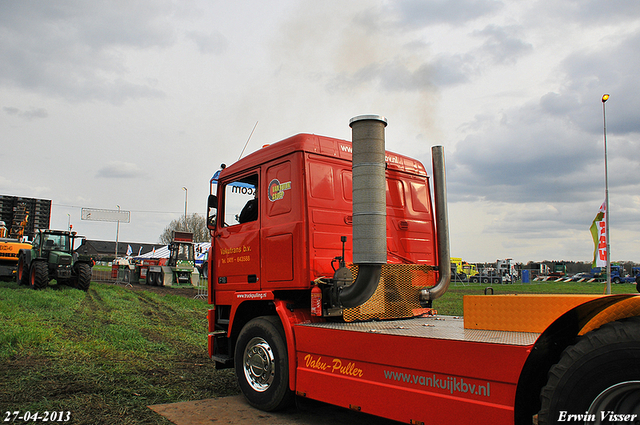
{"left": 2, "top": 0, "right": 639, "bottom": 263}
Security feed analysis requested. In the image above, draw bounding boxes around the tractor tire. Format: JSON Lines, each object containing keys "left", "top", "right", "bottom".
{"left": 202, "top": 261, "right": 209, "bottom": 279}
{"left": 234, "top": 316, "right": 293, "bottom": 412}
{"left": 156, "top": 273, "right": 164, "bottom": 286}
{"left": 29, "top": 261, "right": 49, "bottom": 290}
{"left": 75, "top": 263, "right": 91, "bottom": 291}
{"left": 17, "top": 255, "right": 29, "bottom": 286}
{"left": 536, "top": 317, "right": 640, "bottom": 424}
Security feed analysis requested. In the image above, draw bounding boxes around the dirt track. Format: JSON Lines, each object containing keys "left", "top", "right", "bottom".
{"left": 150, "top": 395, "right": 402, "bottom": 425}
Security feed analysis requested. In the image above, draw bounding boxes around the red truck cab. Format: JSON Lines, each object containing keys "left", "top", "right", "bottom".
{"left": 206, "top": 117, "right": 640, "bottom": 425}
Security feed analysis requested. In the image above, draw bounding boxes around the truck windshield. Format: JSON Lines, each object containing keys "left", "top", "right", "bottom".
{"left": 43, "top": 234, "right": 70, "bottom": 251}
{"left": 176, "top": 244, "right": 194, "bottom": 262}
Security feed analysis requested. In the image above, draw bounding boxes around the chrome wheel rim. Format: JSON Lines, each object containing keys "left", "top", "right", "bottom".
{"left": 243, "top": 337, "right": 275, "bottom": 392}
{"left": 587, "top": 381, "right": 640, "bottom": 424}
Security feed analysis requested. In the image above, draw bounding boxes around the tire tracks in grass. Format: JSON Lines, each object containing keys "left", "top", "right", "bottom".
{"left": 75, "top": 287, "right": 114, "bottom": 322}
{"left": 132, "top": 290, "right": 200, "bottom": 354}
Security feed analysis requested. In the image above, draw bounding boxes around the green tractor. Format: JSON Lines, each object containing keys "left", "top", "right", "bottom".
{"left": 17, "top": 229, "right": 93, "bottom": 290}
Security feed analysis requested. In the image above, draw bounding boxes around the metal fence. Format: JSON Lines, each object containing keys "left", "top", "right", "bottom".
{"left": 92, "top": 269, "right": 116, "bottom": 282}
{"left": 194, "top": 277, "right": 208, "bottom": 299}
{"left": 91, "top": 267, "right": 208, "bottom": 299}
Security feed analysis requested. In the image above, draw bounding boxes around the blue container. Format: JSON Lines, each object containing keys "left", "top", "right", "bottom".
{"left": 522, "top": 269, "right": 530, "bottom": 283}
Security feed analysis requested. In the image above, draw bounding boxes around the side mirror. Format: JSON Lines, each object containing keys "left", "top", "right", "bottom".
{"left": 207, "top": 194, "right": 218, "bottom": 230}
{"left": 208, "top": 195, "right": 218, "bottom": 209}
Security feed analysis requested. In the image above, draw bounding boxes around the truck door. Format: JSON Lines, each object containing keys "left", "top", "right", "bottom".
{"left": 214, "top": 172, "right": 261, "bottom": 290}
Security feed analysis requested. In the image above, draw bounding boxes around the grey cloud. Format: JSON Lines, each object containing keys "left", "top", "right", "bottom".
{"left": 448, "top": 21, "right": 640, "bottom": 208}
{"left": 539, "top": 0, "right": 640, "bottom": 24}
{"left": 561, "top": 31, "right": 640, "bottom": 135}
{"left": 186, "top": 30, "right": 229, "bottom": 55}
{"left": 450, "top": 25, "right": 640, "bottom": 207}
{"left": 96, "top": 161, "right": 145, "bottom": 179}
{"left": 3, "top": 106, "right": 48, "bottom": 120}
{"left": 0, "top": 0, "right": 174, "bottom": 103}
{"left": 448, "top": 100, "right": 603, "bottom": 204}
{"left": 390, "top": 0, "right": 503, "bottom": 27}
{"left": 430, "top": 53, "right": 478, "bottom": 86}
{"left": 473, "top": 25, "right": 533, "bottom": 64}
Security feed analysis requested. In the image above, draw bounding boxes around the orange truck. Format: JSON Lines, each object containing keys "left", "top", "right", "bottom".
{"left": 205, "top": 115, "right": 640, "bottom": 424}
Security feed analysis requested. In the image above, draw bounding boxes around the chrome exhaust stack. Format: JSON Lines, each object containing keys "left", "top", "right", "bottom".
{"left": 420, "top": 145, "right": 451, "bottom": 303}
{"left": 338, "top": 115, "right": 388, "bottom": 308}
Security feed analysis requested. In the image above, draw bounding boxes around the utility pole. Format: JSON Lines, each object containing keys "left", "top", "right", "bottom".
{"left": 182, "top": 187, "right": 188, "bottom": 231}
{"left": 602, "top": 94, "right": 611, "bottom": 295}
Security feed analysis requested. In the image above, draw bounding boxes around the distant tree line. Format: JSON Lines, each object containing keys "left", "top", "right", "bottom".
{"left": 159, "top": 213, "right": 209, "bottom": 244}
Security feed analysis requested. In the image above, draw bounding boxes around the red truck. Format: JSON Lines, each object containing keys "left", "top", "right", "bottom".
{"left": 206, "top": 116, "right": 640, "bottom": 424}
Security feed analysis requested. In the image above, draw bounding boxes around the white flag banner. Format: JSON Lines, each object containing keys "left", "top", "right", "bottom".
{"left": 590, "top": 202, "right": 607, "bottom": 268}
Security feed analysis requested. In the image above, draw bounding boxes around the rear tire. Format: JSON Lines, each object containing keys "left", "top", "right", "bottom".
{"left": 235, "top": 316, "right": 293, "bottom": 411}
{"left": 537, "top": 317, "right": 640, "bottom": 424}
{"left": 29, "top": 261, "right": 49, "bottom": 290}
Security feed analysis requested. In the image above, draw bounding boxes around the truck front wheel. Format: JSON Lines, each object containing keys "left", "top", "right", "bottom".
{"left": 537, "top": 317, "right": 640, "bottom": 424}
{"left": 234, "top": 316, "right": 293, "bottom": 411}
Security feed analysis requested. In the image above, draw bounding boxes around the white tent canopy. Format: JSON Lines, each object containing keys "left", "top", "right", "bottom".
{"left": 135, "top": 242, "right": 210, "bottom": 264}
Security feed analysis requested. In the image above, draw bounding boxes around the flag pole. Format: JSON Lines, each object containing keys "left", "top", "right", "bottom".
{"left": 602, "top": 94, "right": 611, "bottom": 295}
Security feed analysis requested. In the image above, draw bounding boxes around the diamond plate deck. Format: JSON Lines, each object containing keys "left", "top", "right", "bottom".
{"left": 298, "top": 316, "right": 539, "bottom": 346}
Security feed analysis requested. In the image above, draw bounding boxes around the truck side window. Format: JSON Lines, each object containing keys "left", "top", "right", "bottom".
{"left": 223, "top": 174, "right": 258, "bottom": 226}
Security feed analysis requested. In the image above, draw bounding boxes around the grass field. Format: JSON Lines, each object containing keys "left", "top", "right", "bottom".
{"left": 0, "top": 280, "right": 238, "bottom": 425}
{"left": 435, "top": 279, "right": 635, "bottom": 315}
{"left": 0, "top": 278, "right": 636, "bottom": 424}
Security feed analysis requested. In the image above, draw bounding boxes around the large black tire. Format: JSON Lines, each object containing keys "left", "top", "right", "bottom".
{"left": 29, "top": 261, "right": 49, "bottom": 290}
{"left": 17, "top": 255, "right": 29, "bottom": 286}
{"left": 75, "top": 263, "right": 91, "bottom": 291}
{"left": 202, "top": 261, "right": 209, "bottom": 279}
{"left": 537, "top": 317, "right": 640, "bottom": 424}
{"left": 234, "top": 316, "right": 293, "bottom": 412}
